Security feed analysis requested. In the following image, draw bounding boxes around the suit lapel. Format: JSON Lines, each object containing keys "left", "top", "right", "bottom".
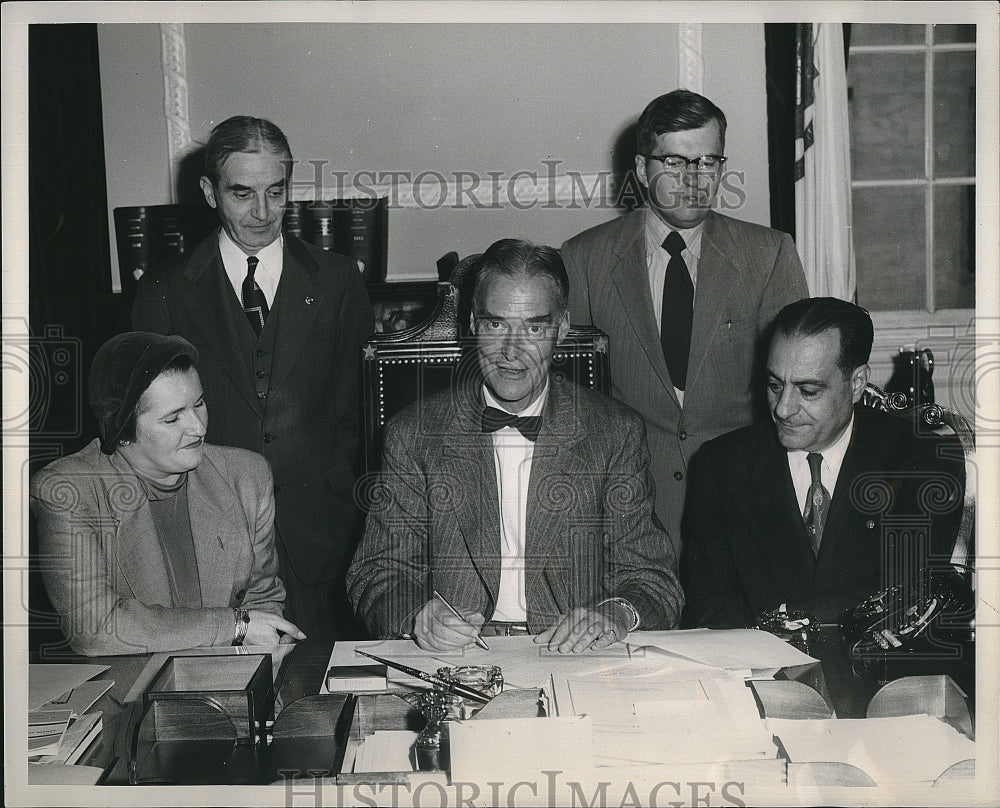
{"left": 179, "top": 233, "right": 263, "bottom": 417}
{"left": 742, "top": 426, "right": 818, "bottom": 587}
{"left": 441, "top": 384, "right": 502, "bottom": 604}
{"left": 187, "top": 454, "right": 243, "bottom": 606}
{"left": 815, "top": 416, "right": 880, "bottom": 580}
{"left": 269, "top": 237, "right": 324, "bottom": 392}
{"left": 609, "top": 211, "right": 677, "bottom": 401}
{"left": 525, "top": 379, "right": 581, "bottom": 561}
{"left": 687, "top": 212, "right": 741, "bottom": 395}
{"left": 106, "top": 455, "right": 173, "bottom": 605}
{"left": 522, "top": 378, "right": 592, "bottom": 614}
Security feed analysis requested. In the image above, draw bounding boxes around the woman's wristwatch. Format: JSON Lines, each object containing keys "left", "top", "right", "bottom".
{"left": 232, "top": 608, "right": 250, "bottom": 646}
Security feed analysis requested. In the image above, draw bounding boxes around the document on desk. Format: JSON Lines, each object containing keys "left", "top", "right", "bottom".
{"left": 631, "top": 628, "right": 818, "bottom": 669}
{"left": 767, "top": 714, "right": 976, "bottom": 783}
{"left": 28, "top": 664, "right": 109, "bottom": 711}
{"left": 35, "top": 679, "right": 114, "bottom": 718}
{"left": 549, "top": 670, "right": 775, "bottom": 766}
{"left": 352, "top": 730, "right": 419, "bottom": 773}
{"left": 325, "top": 636, "right": 651, "bottom": 692}
{"left": 449, "top": 715, "right": 594, "bottom": 782}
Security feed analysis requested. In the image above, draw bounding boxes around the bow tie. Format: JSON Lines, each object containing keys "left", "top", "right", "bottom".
{"left": 481, "top": 406, "right": 543, "bottom": 441}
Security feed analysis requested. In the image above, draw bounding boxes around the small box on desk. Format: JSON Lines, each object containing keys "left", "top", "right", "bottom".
{"left": 326, "top": 663, "right": 388, "bottom": 693}
{"left": 143, "top": 654, "right": 274, "bottom": 745}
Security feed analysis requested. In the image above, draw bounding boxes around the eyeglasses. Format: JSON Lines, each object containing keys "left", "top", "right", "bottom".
{"left": 643, "top": 154, "right": 727, "bottom": 175}
{"left": 473, "top": 316, "right": 558, "bottom": 342}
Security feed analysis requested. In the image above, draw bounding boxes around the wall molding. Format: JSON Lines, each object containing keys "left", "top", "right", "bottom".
{"left": 160, "top": 22, "right": 191, "bottom": 203}
{"left": 677, "top": 23, "right": 704, "bottom": 94}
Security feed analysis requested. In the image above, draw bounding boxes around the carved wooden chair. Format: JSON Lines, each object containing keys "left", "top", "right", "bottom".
{"left": 360, "top": 254, "right": 611, "bottom": 474}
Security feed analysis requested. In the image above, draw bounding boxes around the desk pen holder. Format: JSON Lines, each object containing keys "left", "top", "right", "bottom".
{"left": 435, "top": 665, "right": 504, "bottom": 720}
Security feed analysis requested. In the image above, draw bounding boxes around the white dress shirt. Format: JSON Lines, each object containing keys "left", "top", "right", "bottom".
{"left": 484, "top": 383, "right": 549, "bottom": 623}
{"left": 786, "top": 416, "right": 854, "bottom": 516}
{"left": 644, "top": 208, "right": 705, "bottom": 407}
{"left": 219, "top": 229, "right": 283, "bottom": 308}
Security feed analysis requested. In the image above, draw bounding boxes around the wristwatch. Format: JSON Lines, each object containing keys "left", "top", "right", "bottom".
{"left": 232, "top": 608, "right": 250, "bottom": 646}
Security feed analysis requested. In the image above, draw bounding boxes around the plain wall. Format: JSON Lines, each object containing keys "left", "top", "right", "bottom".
{"left": 98, "top": 22, "right": 769, "bottom": 282}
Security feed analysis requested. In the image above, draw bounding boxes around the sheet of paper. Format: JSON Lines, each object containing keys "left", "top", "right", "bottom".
{"left": 122, "top": 644, "right": 295, "bottom": 703}
{"left": 449, "top": 715, "right": 594, "bottom": 782}
{"left": 768, "top": 714, "right": 976, "bottom": 783}
{"left": 352, "top": 730, "right": 418, "bottom": 773}
{"left": 28, "top": 664, "right": 109, "bottom": 711}
{"left": 549, "top": 668, "right": 775, "bottom": 766}
{"left": 632, "top": 629, "right": 818, "bottom": 669}
{"left": 36, "top": 678, "right": 114, "bottom": 717}
{"left": 27, "top": 763, "right": 105, "bottom": 786}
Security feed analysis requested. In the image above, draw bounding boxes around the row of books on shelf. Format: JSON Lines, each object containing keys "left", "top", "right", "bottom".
{"left": 114, "top": 197, "right": 388, "bottom": 294}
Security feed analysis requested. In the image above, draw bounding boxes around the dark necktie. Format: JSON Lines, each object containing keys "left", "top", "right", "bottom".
{"left": 660, "top": 230, "right": 694, "bottom": 391}
{"left": 481, "top": 406, "right": 542, "bottom": 442}
{"left": 803, "top": 452, "right": 831, "bottom": 556}
{"left": 242, "top": 255, "right": 269, "bottom": 335}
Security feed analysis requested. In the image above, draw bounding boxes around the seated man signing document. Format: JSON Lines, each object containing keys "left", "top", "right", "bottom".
{"left": 348, "top": 239, "right": 683, "bottom": 652}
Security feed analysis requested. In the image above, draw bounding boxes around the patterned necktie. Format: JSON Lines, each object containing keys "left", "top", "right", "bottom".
{"left": 803, "top": 452, "right": 831, "bottom": 556}
{"left": 242, "top": 255, "right": 269, "bottom": 335}
{"left": 660, "top": 230, "right": 694, "bottom": 391}
{"left": 481, "top": 406, "right": 542, "bottom": 442}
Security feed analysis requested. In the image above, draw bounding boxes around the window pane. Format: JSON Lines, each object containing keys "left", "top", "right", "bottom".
{"left": 934, "top": 24, "right": 976, "bottom": 44}
{"left": 934, "top": 185, "right": 975, "bottom": 309}
{"left": 854, "top": 187, "right": 926, "bottom": 310}
{"left": 849, "top": 53, "right": 925, "bottom": 180}
{"left": 851, "top": 24, "right": 925, "bottom": 46}
{"left": 934, "top": 51, "right": 976, "bottom": 177}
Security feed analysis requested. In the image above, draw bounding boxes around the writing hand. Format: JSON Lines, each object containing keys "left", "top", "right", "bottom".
{"left": 412, "top": 599, "right": 485, "bottom": 651}
{"left": 534, "top": 604, "right": 630, "bottom": 654}
{"left": 244, "top": 610, "right": 306, "bottom": 646}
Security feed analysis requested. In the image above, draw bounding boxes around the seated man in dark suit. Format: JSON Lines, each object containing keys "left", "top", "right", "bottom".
{"left": 348, "top": 239, "right": 683, "bottom": 652}
{"left": 682, "top": 297, "right": 964, "bottom": 628}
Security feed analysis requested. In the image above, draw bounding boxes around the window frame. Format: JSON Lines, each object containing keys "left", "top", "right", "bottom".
{"left": 849, "top": 24, "right": 976, "bottom": 314}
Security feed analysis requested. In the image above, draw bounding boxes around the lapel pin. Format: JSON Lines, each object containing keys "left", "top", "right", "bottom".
{"left": 866, "top": 520, "right": 876, "bottom": 529}
{"left": 304, "top": 296, "right": 314, "bottom": 305}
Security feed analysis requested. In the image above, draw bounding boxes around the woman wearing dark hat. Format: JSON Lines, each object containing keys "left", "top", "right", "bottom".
{"left": 30, "top": 332, "right": 305, "bottom": 655}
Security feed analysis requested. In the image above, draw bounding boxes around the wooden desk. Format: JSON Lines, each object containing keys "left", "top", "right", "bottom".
{"left": 35, "top": 626, "right": 971, "bottom": 784}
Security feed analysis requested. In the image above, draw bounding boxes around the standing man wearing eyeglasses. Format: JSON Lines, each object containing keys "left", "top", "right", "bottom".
{"left": 561, "top": 90, "right": 808, "bottom": 556}
{"left": 348, "top": 239, "right": 683, "bottom": 652}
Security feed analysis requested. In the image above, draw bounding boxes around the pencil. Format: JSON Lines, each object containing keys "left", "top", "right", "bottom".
{"left": 433, "top": 590, "right": 490, "bottom": 650}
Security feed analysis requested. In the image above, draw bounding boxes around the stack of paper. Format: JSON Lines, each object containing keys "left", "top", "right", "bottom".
{"left": 28, "top": 664, "right": 113, "bottom": 766}
{"left": 31, "top": 712, "right": 103, "bottom": 765}
{"left": 27, "top": 709, "right": 73, "bottom": 756}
